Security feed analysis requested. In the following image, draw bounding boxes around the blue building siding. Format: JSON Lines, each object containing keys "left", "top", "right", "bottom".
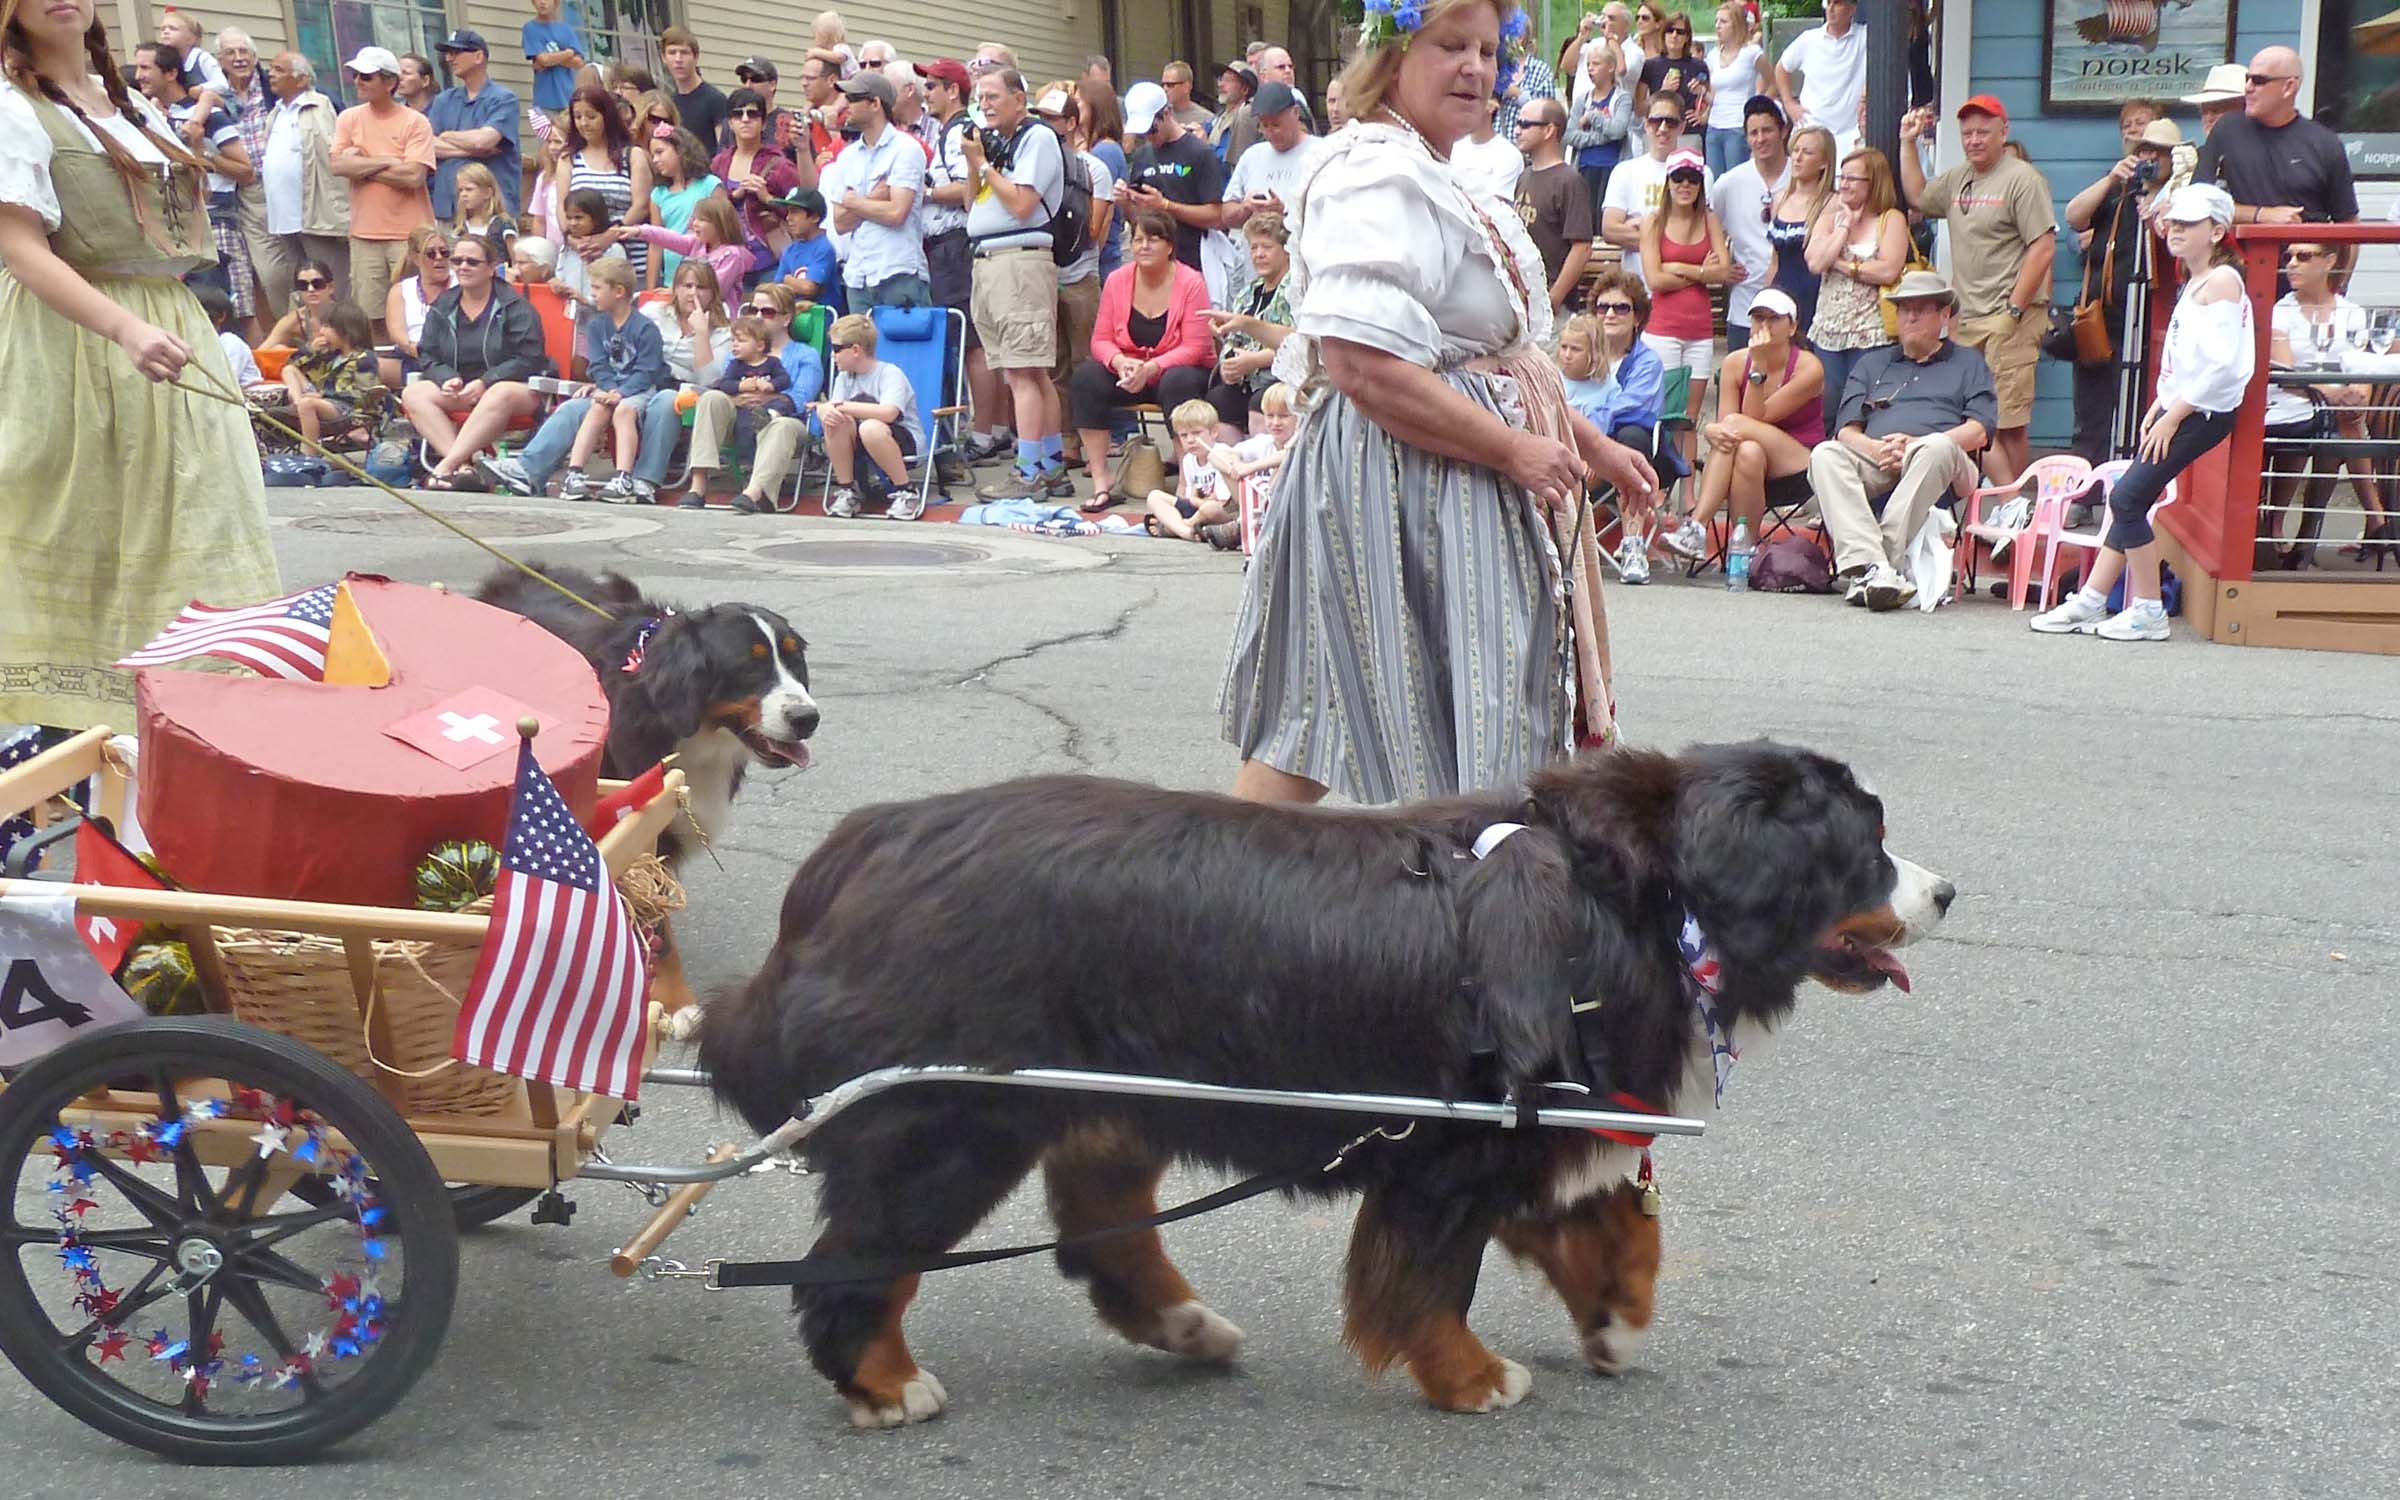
{"left": 1965, "top": 6, "right": 2294, "bottom": 446}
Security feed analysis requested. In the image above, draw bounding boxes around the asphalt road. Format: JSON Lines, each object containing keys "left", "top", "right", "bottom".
{"left": 9, "top": 485, "right": 2395, "bottom": 1498}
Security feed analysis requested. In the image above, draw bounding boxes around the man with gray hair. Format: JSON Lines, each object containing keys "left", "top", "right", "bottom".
{"left": 859, "top": 38, "right": 898, "bottom": 70}
{"left": 216, "top": 27, "right": 271, "bottom": 331}
{"left": 1252, "top": 44, "right": 1316, "bottom": 130}
{"left": 882, "top": 58, "right": 929, "bottom": 144}
{"left": 254, "top": 49, "right": 351, "bottom": 314}
{"left": 2195, "top": 45, "right": 2356, "bottom": 226}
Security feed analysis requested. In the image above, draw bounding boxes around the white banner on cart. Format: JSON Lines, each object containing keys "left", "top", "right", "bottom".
{"left": 0, "top": 887, "right": 146, "bottom": 1067}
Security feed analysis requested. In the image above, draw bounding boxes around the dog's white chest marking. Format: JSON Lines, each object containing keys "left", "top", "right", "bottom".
{"left": 673, "top": 727, "right": 746, "bottom": 842}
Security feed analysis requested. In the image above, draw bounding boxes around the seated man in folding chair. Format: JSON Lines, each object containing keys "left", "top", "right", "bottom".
{"left": 1806, "top": 269, "right": 1996, "bottom": 612}
{"left": 1677, "top": 288, "right": 1825, "bottom": 560}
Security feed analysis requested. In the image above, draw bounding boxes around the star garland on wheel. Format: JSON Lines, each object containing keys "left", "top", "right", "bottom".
{"left": 46, "top": 1089, "right": 391, "bottom": 1401}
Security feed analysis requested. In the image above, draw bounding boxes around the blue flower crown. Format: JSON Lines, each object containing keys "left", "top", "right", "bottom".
{"left": 1357, "top": 0, "right": 1532, "bottom": 96}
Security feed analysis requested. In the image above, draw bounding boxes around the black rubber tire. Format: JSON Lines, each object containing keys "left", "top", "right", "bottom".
{"left": 0, "top": 1018, "right": 460, "bottom": 1464}
{"left": 288, "top": 1180, "right": 540, "bottom": 1232}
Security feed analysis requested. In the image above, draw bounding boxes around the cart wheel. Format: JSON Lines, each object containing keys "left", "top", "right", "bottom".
{"left": 0, "top": 1018, "right": 459, "bottom": 1464}
{"left": 290, "top": 1180, "right": 539, "bottom": 1232}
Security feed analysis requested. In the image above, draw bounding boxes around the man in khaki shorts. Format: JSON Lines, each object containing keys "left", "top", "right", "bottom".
{"left": 1900, "top": 95, "right": 2054, "bottom": 487}
{"left": 963, "top": 66, "right": 1070, "bottom": 500}
{"left": 326, "top": 46, "right": 434, "bottom": 335}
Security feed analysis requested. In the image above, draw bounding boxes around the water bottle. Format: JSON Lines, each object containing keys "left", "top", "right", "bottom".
{"left": 1726, "top": 521, "right": 1753, "bottom": 592}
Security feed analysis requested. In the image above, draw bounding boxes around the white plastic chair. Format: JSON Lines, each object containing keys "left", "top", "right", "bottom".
{"left": 2039, "top": 458, "right": 2176, "bottom": 602}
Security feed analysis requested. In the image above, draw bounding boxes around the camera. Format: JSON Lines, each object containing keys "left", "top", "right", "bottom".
{"left": 976, "top": 124, "right": 1015, "bottom": 170}
{"left": 2132, "top": 158, "right": 2160, "bottom": 184}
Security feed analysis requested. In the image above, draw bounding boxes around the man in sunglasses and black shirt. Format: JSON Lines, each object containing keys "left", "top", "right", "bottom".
{"left": 2194, "top": 46, "right": 2356, "bottom": 228}
{"left": 1806, "top": 269, "right": 1996, "bottom": 612}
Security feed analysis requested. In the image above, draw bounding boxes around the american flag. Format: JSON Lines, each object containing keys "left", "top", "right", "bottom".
{"left": 114, "top": 584, "right": 337, "bottom": 681}
{"left": 451, "top": 741, "right": 649, "bottom": 1100}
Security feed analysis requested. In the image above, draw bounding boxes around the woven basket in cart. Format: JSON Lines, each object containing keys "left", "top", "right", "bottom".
{"left": 211, "top": 898, "right": 522, "bottom": 1120}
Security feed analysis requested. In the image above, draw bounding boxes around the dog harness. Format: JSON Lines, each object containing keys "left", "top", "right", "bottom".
{"left": 1468, "top": 822, "right": 1741, "bottom": 1107}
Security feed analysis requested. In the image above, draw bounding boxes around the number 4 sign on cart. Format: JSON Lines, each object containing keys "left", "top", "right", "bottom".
{"left": 0, "top": 887, "right": 147, "bottom": 1067}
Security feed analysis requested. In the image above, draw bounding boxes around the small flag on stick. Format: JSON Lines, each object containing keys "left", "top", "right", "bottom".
{"left": 115, "top": 584, "right": 337, "bottom": 681}
{"left": 451, "top": 732, "right": 649, "bottom": 1100}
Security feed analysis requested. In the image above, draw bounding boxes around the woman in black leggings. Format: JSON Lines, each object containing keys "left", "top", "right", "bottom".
{"left": 2032, "top": 185, "right": 2251, "bottom": 644}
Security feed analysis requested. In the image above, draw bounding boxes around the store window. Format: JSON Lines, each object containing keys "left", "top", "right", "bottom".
{"left": 292, "top": 0, "right": 451, "bottom": 106}
{"left": 2321, "top": 0, "right": 2400, "bottom": 180}
{"left": 579, "top": 0, "right": 676, "bottom": 81}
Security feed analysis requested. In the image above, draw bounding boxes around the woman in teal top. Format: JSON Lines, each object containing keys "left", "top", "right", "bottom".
{"left": 646, "top": 126, "right": 724, "bottom": 286}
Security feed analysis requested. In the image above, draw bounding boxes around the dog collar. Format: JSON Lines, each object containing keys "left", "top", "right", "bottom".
{"left": 1678, "top": 911, "right": 1737, "bottom": 1106}
{"left": 1468, "top": 822, "right": 1527, "bottom": 860}
{"left": 621, "top": 614, "right": 669, "bottom": 675}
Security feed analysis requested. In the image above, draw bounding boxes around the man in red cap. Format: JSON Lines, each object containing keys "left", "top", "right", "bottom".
{"left": 1899, "top": 95, "right": 2055, "bottom": 487}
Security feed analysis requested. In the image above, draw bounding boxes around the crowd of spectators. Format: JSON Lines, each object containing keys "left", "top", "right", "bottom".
{"left": 154, "top": 3, "right": 2388, "bottom": 614}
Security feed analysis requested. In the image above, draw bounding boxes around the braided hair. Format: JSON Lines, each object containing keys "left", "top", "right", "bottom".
{"left": 2, "top": 0, "right": 209, "bottom": 252}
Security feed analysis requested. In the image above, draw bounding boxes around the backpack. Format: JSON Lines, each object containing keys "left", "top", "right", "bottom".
{"left": 1045, "top": 124, "right": 1094, "bottom": 269}
{"left": 1748, "top": 533, "right": 1835, "bottom": 594}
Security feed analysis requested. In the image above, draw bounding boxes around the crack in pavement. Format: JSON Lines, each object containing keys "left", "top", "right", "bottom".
{"left": 954, "top": 587, "right": 1159, "bottom": 686}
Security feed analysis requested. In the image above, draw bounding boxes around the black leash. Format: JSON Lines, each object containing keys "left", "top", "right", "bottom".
{"left": 710, "top": 1121, "right": 1417, "bottom": 1290}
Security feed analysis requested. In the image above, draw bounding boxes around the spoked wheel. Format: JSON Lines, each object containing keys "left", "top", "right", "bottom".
{"left": 0, "top": 1018, "right": 459, "bottom": 1464}
{"left": 288, "top": 1179, "right": 539, "bottom": 1232}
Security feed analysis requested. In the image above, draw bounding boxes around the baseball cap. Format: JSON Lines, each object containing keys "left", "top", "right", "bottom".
{"left": 2138, "top": 118, "right": 2185, "bottom": 150}
{"left": 1252, "top": 79, "right": 1299, "bottom": 117}
{"left": 434, "top": 29, "right": 487, "bottom": 54}
{"left": 1956, "top": 94, "right": 2007, "bottom": 122}
{"left": 2160, "top": 182, "right": 2235, "bottom": 226}
{"left": 734, "top": 55, "right": 778, "bottom": 82}
{"left": 1034, "top": 88, "right": 1073, "bottom": 117}
{"left": 838, "top": 71, "right": 896, "bottom": 111}
{"left": 921, "top": 58, "right": 970, "bottom": 91}
{"left": 346, "top": 45, "right": 400, "bottom": 76}
{"left": 1220, "top": 60, "right": 1258, "bottom": 90}
{"left": 1665, "top": 148, "right": 1707, "bottom": 178}
{"left": 771, "top": 187, "right": 828, "bottom": 217}
{"left": 2181, "top": 62, "right": 2247, "bottom": 106}
{"left": 1749, "top": 288, "right": 1800, "bottom": 322}
{"left": 1123, "top": 80, "right": 1170, "bottom": 134}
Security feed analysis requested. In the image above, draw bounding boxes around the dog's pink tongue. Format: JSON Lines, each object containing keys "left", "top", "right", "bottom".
{"left": 1864, "top": 948, "right": 1912, "bottom": 994}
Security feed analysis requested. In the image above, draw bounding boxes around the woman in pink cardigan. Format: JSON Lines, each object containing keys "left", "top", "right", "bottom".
{"left": 615, "top": 196, "right": 753, "bottom": 316}
{"left": 1071, "top": 212, "right": 1218, "bottom": 512}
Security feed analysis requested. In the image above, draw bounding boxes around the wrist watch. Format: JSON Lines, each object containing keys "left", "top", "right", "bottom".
{"left": 1746, "top": 365, "right": 1767, "bottom": 386}
{"left": 2006, "top": 303, "right": 2025, "bottom": 321}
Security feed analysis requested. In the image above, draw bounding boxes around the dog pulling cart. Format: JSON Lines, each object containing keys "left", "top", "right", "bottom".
{"left": 0, "top": 729, "right": 1702, "bottom": 1464}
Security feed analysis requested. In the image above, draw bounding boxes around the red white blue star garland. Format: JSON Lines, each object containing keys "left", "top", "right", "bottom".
{"left": 46, "top": 1090, "right": 390, "bottom": 1400}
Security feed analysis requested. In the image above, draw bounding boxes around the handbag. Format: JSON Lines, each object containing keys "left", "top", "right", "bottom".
{"left": 1877, "top": 227, "right": 1933, "bottom": 339}
{"left": 2055, "top": 194, "right": 2125, "bottom": 367}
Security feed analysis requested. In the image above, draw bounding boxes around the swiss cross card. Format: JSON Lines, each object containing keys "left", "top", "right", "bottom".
{"left": 383, "top": 688, "right": 547, "bottom": 770}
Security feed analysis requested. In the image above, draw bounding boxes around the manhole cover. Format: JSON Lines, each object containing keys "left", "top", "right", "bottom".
{"left": 757, "top": 539, "right": 986, "bottom": 568}
{"left": 292, "top": 509, "right": 573, "bottom": 538}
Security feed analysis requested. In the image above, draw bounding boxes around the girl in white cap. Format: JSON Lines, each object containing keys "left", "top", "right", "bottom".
{"left": 2032, "top": 182, "right": 2250, "bottom": 642}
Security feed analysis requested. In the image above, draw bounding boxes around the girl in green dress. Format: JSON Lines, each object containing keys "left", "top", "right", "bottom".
{"left": 0, "top": 0, "right": 280, "bottom": 731}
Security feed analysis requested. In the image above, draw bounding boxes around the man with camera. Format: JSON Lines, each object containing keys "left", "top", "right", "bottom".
{"left": 1123, "top": 79, "right": 1227, "bottom": 274}
{"left": 2062, "top": 117, "right": 2179, "bottom": 466}
{"left": 965, "top": 67, "right": 1071, "bottom": 500}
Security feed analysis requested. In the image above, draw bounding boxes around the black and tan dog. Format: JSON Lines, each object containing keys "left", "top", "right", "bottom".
{"left": 703, "top": 742, "right": 1951, "bottom": 1427}
{"left": 474, "top": 563, "right": 817, "bottom": 858}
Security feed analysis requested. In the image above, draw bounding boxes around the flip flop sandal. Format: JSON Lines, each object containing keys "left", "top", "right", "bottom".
{"left": 1143, "top": 515, "right": 1165, "bottom": 537}
{"left": 1080, "top": 490, "right": 1115, "bottom": 515}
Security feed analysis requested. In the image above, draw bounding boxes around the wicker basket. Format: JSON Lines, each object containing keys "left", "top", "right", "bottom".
{"left": 212, "top": 900, "right": 524, "bottom": 1121}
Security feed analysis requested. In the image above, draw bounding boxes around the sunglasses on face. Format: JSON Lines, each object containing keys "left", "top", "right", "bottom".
{"left": 2287, "top": 249, "right": 2327, "bottom": 262}
{"left": 296, "top": 277, "right": 330, "bottom": 290}
{"left": 729, "top": 106, "right": 764, "bottom": 119}
{"left": 828, "top": 341, "right": 857, "bottom": 353}
{"left": 1648, "top": 116, "right": 1681, "bottom": 128}
{"left": 750, "top": 302, "right": 783, "bottom": 314}
{"left": 1596, "top": 301, "right": 1636, "bottom": 314}
{"left": 1837, "top": 173, "right": 1870, "bottom": 185}
{"left": 2246, "top": 73, "right": 2292, "bottom": 88}
{"left": 452, "top": 256, "right": 489, "bottom": 269}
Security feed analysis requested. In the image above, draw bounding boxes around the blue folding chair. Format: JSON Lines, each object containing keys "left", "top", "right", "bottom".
{"left": 793, "top": 305, "right": 969, "bottom": 513}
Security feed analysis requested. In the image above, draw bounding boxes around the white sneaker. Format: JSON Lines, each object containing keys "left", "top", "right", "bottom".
{"left": 1615, "top": 535, "right": 1651, "bottom": 585}
{"left": 1862, "top": 565, "right": 1915, "bottom": 613}
{"left": 885, "top": 487, "right": 924, "bottom": 522}
{"left": 825, "top": 485, "right": 861, "bottom": 519}
{"left": 474, "top": 455, "right": 534, "bottom": 496}
{"left": 2030, "top": 591, "right": 2111, "bottom": 635}
{"left": 2094, "top": 602, "right": 2170, "bottom": 642}
{"left": 1661, "top": 517, "right": 1708, "bottom": 560}
{"left": 558, "top": 470, "right": 596, "bottom": 502}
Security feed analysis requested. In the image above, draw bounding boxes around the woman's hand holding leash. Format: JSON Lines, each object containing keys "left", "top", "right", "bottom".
{"left": 117, "top": 319, "right": 192, "bottom": 382}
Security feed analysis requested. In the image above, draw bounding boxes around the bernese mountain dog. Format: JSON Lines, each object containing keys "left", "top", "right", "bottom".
{"left": 473, "top": 563, "right": 817, "bottom": 857}
{"left": 701, "top": 741, "right": 1951, "bottom": 1428}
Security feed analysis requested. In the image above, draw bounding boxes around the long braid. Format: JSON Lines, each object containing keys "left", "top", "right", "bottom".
{"left": 3, "top": 14, "right": 208, "bottom": 251}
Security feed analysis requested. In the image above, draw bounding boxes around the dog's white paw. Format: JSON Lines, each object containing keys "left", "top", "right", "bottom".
{"left": 1145, "top": 1299, "right": 1244, "bottom": 1362}
{"left": 1582, "top": 1314, "right": 1648, "bottom": 1376}
{"left": 665, "top": 1005, "right": 704, "bottom": 1042}
{"left": 846, "top": 1368, "right": 947, "bottom": 1429}
{"left": 1474, "top": 1358, "right": 1534, "bottom": 1411}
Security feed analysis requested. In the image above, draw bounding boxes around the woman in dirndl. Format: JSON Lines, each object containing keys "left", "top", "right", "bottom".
{"left": 0, "top": 0, "right": 279, "bottom": 733}
{"left": 1222, "top": 0, "right": 1657, "bottom": 807}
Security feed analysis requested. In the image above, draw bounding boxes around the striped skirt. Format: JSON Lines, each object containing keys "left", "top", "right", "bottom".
{"left": 1219, "top": 371, "right": 1575, "bottom": 806}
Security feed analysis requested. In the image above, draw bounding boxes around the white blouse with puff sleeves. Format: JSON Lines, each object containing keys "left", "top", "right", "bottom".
{"left": 1276, "top": 122, "right": 1553, "bottom": 389}
{"left": 2155, "top": 264, "right": 2256, "bottom": 416}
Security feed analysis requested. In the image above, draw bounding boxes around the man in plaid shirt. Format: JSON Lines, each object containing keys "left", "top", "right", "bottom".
{"left": 215, "top": 27, "right": 272, "bottom": 333}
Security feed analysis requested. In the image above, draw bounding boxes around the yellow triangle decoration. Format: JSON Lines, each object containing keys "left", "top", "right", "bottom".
{"left": 320, "top": 579, "right": 391, "bottom": 687}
